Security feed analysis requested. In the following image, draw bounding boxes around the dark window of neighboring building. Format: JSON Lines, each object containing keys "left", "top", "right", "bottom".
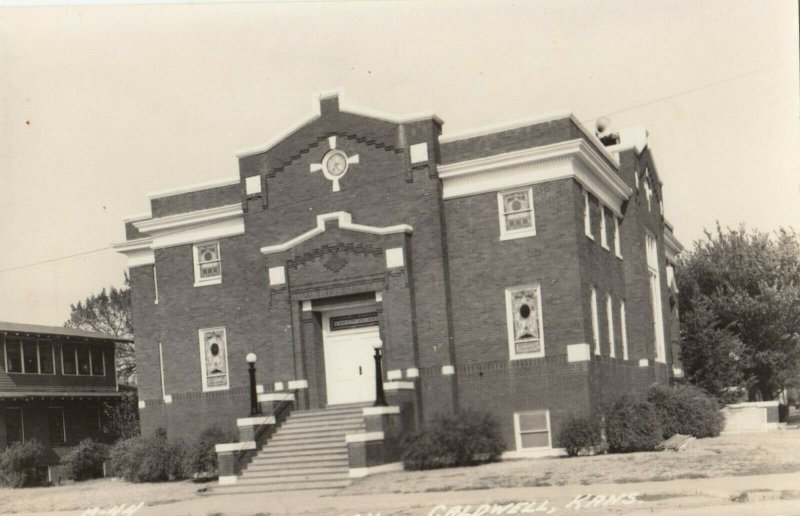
{"left": 90, "top": 347, "right": 105, "bottom": 376}
{"left": 6, "top": 408, "right": 23, "bottom": 443}
{"left": 48, "top": 407, "right": 66, "bottom": 445}
{"left": 38, "top": 342, "right": 54, "bottom": 374}
{"left": 6, "top": 339, "right": 22, "bottom": 373}
{"left": 85, "top": 405, "right": 100, "bottom": 434}
{"left": 62, "top": 343, "right": 77, "bottom": 375}
{"left": 22, "top": 340, "right": 38, "bottom": 374}
{"left": 77, "top": 346, "right": 91, "bottom": 375}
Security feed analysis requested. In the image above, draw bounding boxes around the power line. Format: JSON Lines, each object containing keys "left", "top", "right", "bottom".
{"left": 1, "top": 63, "right": 782, "bottom": 274}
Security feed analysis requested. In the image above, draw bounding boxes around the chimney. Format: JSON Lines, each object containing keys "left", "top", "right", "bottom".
{"left": 319, "top": 93, "right": 340, "bottom": 116}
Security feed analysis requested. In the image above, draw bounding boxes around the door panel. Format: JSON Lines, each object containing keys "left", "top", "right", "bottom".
{"left": 323, "top": 312, "right": 379, "bottom": 405}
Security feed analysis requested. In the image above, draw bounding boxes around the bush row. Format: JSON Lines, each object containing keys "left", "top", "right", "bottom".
{"left": 558, "top": 384, "right": 724, "bottom": 456}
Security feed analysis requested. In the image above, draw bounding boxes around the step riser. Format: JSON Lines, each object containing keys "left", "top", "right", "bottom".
{"left": 270, "top": 426, "right": 363, "bottom": 437}
{"left": 241, "top": 473, "right": 349, "bottom": 482}
{"left": 280, "top": 420, "right": 364, "bottom": 430}
{"left": 244, "top": 466, "right": 348, "bottom": 475}
{"left": 216, "top": 484, "right": 348, "bottom": 494}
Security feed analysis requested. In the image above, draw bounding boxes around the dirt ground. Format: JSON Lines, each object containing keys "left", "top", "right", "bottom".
{"left": 0, "top": 430, "right": 798, "bottom": 514}
{"left": 339, "top": 430, "right": 800, "bottom": 495}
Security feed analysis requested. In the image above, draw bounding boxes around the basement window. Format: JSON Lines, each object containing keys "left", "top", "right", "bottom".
{"left": 514, "top": 410, "right": 552, "bottom": 450}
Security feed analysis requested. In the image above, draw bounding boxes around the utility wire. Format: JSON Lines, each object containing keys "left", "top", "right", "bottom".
{"left": 0, "top": 63, "right": 782, "bottom": 275}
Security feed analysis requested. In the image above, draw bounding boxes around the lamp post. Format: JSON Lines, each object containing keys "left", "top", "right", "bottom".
{"left": 373, "top": 339, "right": 388, "bottom": 407}
{"left": 246, "top": 353, "right": 261, "bottom": 416}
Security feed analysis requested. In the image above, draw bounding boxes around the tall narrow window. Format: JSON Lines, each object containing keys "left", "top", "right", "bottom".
{"left": 607, "top": 294, "right": 615, "bottom": 358}
{"left": 48, "top": 407, "right": 66, "bottom": 445}
{"left": 590, "top": 287, "right": 600, "bottom": 355}
{"left": 158, "top": 341, "right": 167, "bottom": 398}
{"left": 22, "top": 340, "right": 38, "bottom": 374}
{"left": 153, "top": 265, "right": 160, "bottom": 304}
{"left": 5, "top": 339, "right": 22, "bottom": 373}
{"left": 620, "top": 300, "right": 629, "bottom": 360}
{"left": 5, "top": 408, "right": 23, "bottom": 443}
{"left": 77, "top": 346, "right": 91, "bottom": 375}
{"left": 39, "top": 342, "right": 54, "bottom": 374}
{"left": 646, "top": 232, "right": 666, "bottom": 362}
{"left": 90, "top": 347, "right": 105, "bottom": 376}
{"left": 498, "top": 187, "right": 535, "bottom": 240}
{"left": 62, "top": 343, "right": 77, "bottom": 375}
{"left": 193, "top": 241, "right": 222, "bottom": 287}
{"left": 198, "top": 327, "right": 230, "bottom": 392}
{"left": 583, "top": 190, "right": 593, "bottom": 239}
{"left": 614, "top": 216, "right": 622, "bottom": 258}
{"left": 505, "top": 285, "right": 545, "bottom": 359}
{"left": 600, "top": 207, "right": 609, "bottom": 249}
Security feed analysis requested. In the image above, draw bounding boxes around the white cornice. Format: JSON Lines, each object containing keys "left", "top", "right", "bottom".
{"left": 235, "top": 90, "right": 443, "bottom": 159}
{"left": 439, "top": 110, "right": 572, "bottom": 143}
{"left": 134, "top": 204, "right": 242, "bottom": 234}
{"left": 260, "top": 211, "right": 412, "bottom": 255}
{"left": 439, "top": 139, "right": 631, "bottom": 216}
{"left": 664, "top": 229, "right": 684, "bottom": 262}
{"left": 146, "top": 177, "right": 240, "bottom": 200}
{"left": 122, "top": 213, "right": 152, "bottom": 223}
{"left": 112, "top": 237, "right": 153, "bottom": 254}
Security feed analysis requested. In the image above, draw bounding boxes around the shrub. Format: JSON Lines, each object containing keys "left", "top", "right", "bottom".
{"left": 63, "top": 439, "right": 108, "bottom": 481}
{"left": 0, "top": 440, "right": 46, "bottom": 488}
{"left": 558, "top": 415, "right": 604, "bottom": 457}
{"left": 647, "top": 384, "right": 724, "bottom": 439}
{"left": 604, "top": 396, "right": 662, "bottom": 453}
{"left": 185, "top": 426, "right": 237, "bottom": 478}
{"left": 109, "top": 428, "right": 187, "bottom": 482}
{"left": 402, "top": 410, "right": 504, "bottom": 470}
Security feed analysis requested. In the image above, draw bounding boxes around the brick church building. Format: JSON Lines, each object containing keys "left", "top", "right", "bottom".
{"left": 116, "top": 93, "right": 682, "bottom": 487}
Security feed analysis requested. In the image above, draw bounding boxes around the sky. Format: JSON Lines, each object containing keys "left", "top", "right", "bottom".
{"left": 0, "top": 0, "right": 798, "bottom": 327}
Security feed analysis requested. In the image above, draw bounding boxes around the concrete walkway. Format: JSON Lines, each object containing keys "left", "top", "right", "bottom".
{"left": 22, "top": 471, "right": 800, "bottom": 516}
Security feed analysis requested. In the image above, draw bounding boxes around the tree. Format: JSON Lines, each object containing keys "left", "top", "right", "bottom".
{"left": 676, "top": 225, "right": 800, "bottom": 401}
{"left": 65, "top": 275, "right": 135, "bottom": 384}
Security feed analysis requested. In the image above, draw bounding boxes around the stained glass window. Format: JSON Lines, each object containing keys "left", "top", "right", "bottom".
{"left": 200, "top": 328, "right": 229, "bottom": 390}
{"left": 197, "top": 243, "right": 221, "bottom": 280}
{"left": 506, "top": 286, "right": 543, "bottom": 357}
{"left": 501, "top": 189, "right": 533, "bottom": 233}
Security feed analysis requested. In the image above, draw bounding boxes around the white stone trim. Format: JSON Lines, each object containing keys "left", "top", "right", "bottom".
{"left": 214, "top": 441, "right": 256, "bottom": 453}
{"left": 441, "top": 365, "right": 455, "bottom": 375}
{"left": 258, "top": 392, "right": 295, "bottom": 402}
{"left": 348, "top": 462, "right": 403, "bottom": 478}
{"left": 410, "top": 143, "right": 429, "bottom": 164}
{"left": 383, "top": 381, "right": 415, "bottom": 391}
{"left": 665, "top": 229, "right": 685, "bottom": 263}
{"left": 135, "top": 204, "right": 242, "bottom": 234}
{"left": 163, "top": 395, "right": 173, "bottom": 404}
{"left": 288, "top": 379, "right": 308, "bottom": 390}
{"left": 385, "top": 247, "right": 405, "bottom": 269}
{"left": 386, "top": 369, "right": 402, "bottom": 380}
{"left": 218, "top": 475, "right": 238, "bottom": 485}
{"left": 672, "top": 367, "right": 684, "bottom": 377}
{"left": 147, "top": 177, "right": 240, "bottom": 200}
{"left": 256, "top": 384, "right": 264, "bottom": 394}
{"left": 245, "top": 175, "right": 261, "bottom": 195}
{"left": 260, "top": 212, "right": 412, "bottom": 255}
{"left": 274, "top": 381, "right": 284, "bottom": 391}
{"left": 113, "top": 238, "right": 155, "bottom": 268}
{"left": 362, "top": 406, "right": 400, "bottom": 416}
{"left": 122, "top": 212, "right": 151, "bottom": 223}
{"left": 639, "top": 358, "right": 650, "bottom": 367}
{"left": 235, "top": 90, "right": 442, "bottom": 158}
{"left": 237, "top": 416, "right": 276, "bottom": 427}
{"left": 567, "top": 344, "right": 591, "bottom": 363}
{"left": 727, "top": 400, "right": 779, "bottom": 409}
{"left": 440, "top": 139, "right": 630, "bottom": 216}
{"left": 137, "top": 400, "right": 146, "bottom": 409}
{"left": 405, "top": 367, "right": 419, "bottom": 378}
{"left": 345, "top": 431, "right": 384, "bottom": 443}
{"left": 375, "top": 291, "right": 383, "bottom": 303}
{"left": 268, "top": 266, "right": 286, "bottom": 286}
{"left": 301, "top": 300, "right": 313, "bottom": 312}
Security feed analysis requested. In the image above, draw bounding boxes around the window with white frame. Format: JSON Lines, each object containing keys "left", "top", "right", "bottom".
{"left": 498, "top": 187, "right": 535, "bottom": 240}
{"left": 620, "top": 300, "right": 629, "bottom": 360}
{"left": 583, "top": 190, "right": 593, "bottom": 239}
{"left": 646, "top": 231, "right": 666, "bottom": 362}
{"left": 614, "top": 216, "right": 622, "bottom": 258}
{"left": 514, "top": 411, "right": 551, "bottom": 450}
{"left": 600, "top": 206, "right": 609, "bottom": 249}
{"left": 607, "top": 294, "right": 615, "bottom": 358}
{"left": 193, "top": 241, "right": 222, "bottom": 286}
{"left": 199, "top": 327, "right": 229, "bottom": 391}
{"left": 590, "top": 287, "right": 600, "bottom": 355}
{"left": 505, "top": 285, "right": 545, "bottom": 359}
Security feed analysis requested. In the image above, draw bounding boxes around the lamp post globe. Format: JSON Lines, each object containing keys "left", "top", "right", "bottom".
{"left": 246, "top": 352, "right": 257, "bottom": 364}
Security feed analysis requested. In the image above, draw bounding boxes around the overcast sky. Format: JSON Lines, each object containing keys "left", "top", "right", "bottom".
{"left": 1, "top": 0, "right": 798, "bottom": 327}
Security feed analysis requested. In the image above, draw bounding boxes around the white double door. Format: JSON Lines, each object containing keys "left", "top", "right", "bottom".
{"left": 322, "top": 310, "right": 379, "bottom": 406}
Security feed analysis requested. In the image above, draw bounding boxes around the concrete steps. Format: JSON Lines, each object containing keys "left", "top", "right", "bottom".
{"left": 215, "top": 403, "right": 369, "bottom": 493}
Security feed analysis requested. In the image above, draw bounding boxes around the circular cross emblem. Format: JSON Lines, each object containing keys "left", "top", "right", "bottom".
{"left": 323, "top": 150, "right": 349, "bottom": 178}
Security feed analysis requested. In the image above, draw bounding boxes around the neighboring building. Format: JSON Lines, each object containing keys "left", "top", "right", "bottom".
{"left": 0, "top": 322, "right": 131, "bottom": 468}
{"left": 115, "top": 93, "right": 682, "bottom": 471}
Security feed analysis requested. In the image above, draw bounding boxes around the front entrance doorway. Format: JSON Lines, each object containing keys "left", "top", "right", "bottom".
{"left": 322, "top": 308, "right": 380, "bottom": 405}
